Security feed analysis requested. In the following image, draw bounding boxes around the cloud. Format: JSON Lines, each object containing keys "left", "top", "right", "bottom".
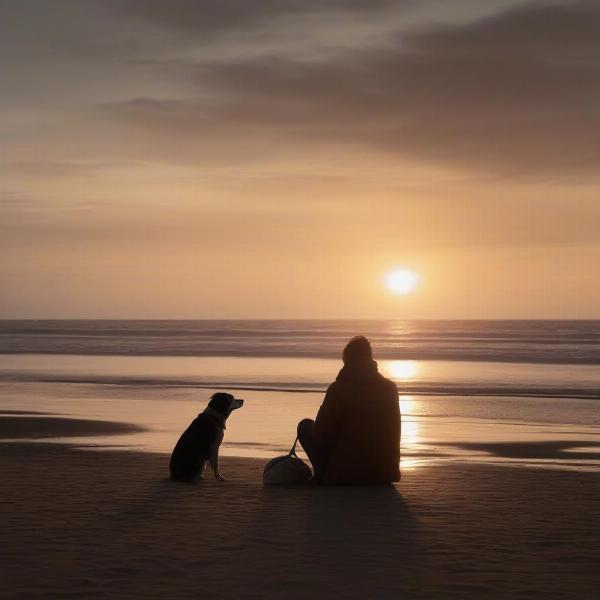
{"left": 2, "top": 1, "right": 599, "bottom": 178}
{"left": 108, "top": 0, "right": 401, "bottom": 35}
{"left": 0, "top": 161, "right": 121, "bottom": 178}
{"left": 106, "top": 1, "right": 600, "bottom": 177}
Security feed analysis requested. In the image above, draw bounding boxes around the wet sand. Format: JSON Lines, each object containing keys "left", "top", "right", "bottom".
{"left": 0, "top": 415, "right": 144, "bottom": 439}
{"left": 1, "top": 416, "right": 598, "bottom": 599}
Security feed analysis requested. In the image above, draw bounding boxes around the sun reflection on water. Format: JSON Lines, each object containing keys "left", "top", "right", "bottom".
{"left": 400, "top": 457, "right": 420, "bottom": 470}
{"left": 398, "top": 394, "right": 422, "bottom": 470}
{"left": 384, "top": 360, "right": 420, "bottom": 381}
{"left": 402, "top": 418, "right": 420, "bottom": 447}
{"left": 398, "top": 394, "right": 415, "bottom": 415}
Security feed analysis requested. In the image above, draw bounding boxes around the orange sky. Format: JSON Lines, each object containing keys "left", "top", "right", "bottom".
{"left": 1, "top": 0, "right": 599, "bottom": 318}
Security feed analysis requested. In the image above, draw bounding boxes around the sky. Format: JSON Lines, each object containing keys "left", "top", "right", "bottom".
{"left": 1, "top": 0, "right": 599, "bottom": 319}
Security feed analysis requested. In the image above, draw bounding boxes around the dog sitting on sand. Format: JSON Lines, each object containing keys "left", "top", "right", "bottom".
{"left": 169, "top": 392, "right": 244, "bottom": 482}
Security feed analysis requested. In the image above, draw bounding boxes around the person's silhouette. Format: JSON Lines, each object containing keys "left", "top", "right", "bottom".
{"left": 297, "top": 336, "right": 401, "bottom": 484}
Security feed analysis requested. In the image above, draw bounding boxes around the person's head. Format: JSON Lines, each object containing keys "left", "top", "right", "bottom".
{"left": 342, "top": 336, "right": 373, "bottom": 366}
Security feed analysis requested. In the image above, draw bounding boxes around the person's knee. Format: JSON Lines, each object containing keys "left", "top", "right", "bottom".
{"left": 297, "top": 418, "right": 314, "bottom": 437}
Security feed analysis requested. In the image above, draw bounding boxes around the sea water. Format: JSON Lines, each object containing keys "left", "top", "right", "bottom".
{"left": 0, "top": 320, "right": 599, "bottom": 470}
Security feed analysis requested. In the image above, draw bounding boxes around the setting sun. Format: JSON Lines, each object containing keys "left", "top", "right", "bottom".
{"left": 386, "top": 269, "right": 418, "bottom": 295}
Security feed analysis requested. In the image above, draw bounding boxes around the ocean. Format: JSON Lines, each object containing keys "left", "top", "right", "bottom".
{"left": 1, "top": 320, "right": 599, "bottom": 470}
{"left": 3, "top": 319, "right": 600, "bottom": 363}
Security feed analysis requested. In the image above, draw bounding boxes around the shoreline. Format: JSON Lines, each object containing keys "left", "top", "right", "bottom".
{"left": 3, "top": 373, "right": 600, "bottom": 401}
{"left": 7, "top": 379, "right": 600, "bottom": 401}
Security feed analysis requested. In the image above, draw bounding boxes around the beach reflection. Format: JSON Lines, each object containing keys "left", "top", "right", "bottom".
{"left": 400, "top": 457, "right": 420, "bottom": 470}
{"left": 402, "top": 419, "right": 420, "bottom": 444}
{"left": 398, "top": 394, "right": 422, "bottom": 470}
{"left": 399, "top": 394, "right": 416, "bottom": 415}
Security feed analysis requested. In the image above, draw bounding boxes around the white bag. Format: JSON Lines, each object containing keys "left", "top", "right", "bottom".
{"left": 263, "top": 438, "right": 313, "bottom": 485}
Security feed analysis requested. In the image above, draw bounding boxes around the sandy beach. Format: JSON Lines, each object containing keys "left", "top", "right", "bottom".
{"left": 1, "top": 416, "right": 598, "bottom": 599}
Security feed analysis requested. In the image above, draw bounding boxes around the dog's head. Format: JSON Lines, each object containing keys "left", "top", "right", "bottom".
{"left": 208, "top": 392, "right": 244, "bottom": 418}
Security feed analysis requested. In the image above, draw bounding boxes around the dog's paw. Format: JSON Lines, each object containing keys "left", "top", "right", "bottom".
{"left": 215, "top": 474, "right": 226, "bottom": 482}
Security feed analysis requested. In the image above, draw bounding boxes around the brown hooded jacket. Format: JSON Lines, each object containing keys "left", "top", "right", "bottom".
{"left": 314, "top": 361, "right": 401, "bottom": 484}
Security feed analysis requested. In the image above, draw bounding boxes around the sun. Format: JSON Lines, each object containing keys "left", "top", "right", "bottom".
{"left": 386, "top": 268, "right": 418, "bottom": 295}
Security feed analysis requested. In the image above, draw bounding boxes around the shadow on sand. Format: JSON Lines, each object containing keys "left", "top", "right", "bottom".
{"left": 236, "top": 482, "right": 424, "bottom": 597}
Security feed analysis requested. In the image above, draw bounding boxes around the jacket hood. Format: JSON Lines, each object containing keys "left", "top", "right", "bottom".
{"left": 336, "top": 360, "right": 382, "bottom": 385}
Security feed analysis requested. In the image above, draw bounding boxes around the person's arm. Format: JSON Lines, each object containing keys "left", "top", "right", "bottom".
{"left": 314, "top": 384, "right": 342, "bottom": 449}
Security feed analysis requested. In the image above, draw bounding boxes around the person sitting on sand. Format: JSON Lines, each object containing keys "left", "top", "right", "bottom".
{"left": 297, "top": 336, "right": 401, "bottom": 485}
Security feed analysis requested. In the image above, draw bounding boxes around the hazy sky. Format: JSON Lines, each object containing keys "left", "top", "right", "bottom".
{"left": 1, "top": 0, "right": 599, "bottom": 318}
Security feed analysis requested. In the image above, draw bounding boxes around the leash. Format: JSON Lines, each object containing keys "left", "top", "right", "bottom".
{"left": 288, "top": 436, "right": 300, "bottom": 457}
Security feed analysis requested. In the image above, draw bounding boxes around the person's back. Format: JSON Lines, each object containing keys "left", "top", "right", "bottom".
{"left": 316, "top": 366, "right": 400, "bottom": 484}
{"left": 297, "top": 336, "right": 401, "bottom": 485}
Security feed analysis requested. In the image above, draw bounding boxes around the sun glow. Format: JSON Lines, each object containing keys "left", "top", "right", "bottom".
{"left": 385, "top": 360, "right": 420, "bottom": 381}
{"left": 386, "top": 268, "right": 418, "bottom": 295}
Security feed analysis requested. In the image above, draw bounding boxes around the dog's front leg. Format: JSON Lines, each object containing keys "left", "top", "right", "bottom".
{"left": 209, "top": 445, "right": 225, "bottom": 482}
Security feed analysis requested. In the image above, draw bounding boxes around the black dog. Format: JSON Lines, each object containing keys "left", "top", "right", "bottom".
{"left": 169, "top": 393, "right": 244, "bottom": 482}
